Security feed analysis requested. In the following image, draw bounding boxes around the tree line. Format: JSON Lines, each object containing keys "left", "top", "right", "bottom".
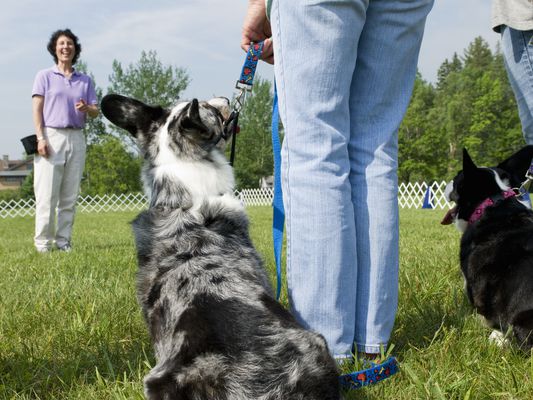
{"left": 399, "top": 36, "right": 523, "bottom": 183}
{"left": 5, "top": 36, "right": 525, "bottom": 202}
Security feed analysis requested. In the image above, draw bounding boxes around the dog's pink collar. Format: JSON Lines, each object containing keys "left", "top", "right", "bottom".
{"left": 468, "top": 189, "right": 517, "bottom": 224}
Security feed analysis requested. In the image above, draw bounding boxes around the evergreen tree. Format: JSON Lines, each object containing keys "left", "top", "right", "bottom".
{"left": 399, "top": 36, "right": 522, "bottom": 182}
{"left": 436, "top": 53, "right": 462, "bottom": 91}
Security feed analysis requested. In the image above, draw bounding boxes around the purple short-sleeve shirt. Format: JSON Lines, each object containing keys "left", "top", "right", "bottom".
{"left": 32, "top": 66, "right": 98, "bottom": 129}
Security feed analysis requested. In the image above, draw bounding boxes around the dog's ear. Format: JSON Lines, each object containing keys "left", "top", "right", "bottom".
{"left": 462, "top": 148, "right": 478, "bottom": 177}
{"left": 175, "top": 99, "right": 215, "bottom": 144}
{"left": 497, "top": 145, "right": 533, "bottom": 184}
{"left": 178, "top": 99, "right": 204, "bottom": 133}
{"left": 101, "top": 94, "right": 167, "bottom": 137}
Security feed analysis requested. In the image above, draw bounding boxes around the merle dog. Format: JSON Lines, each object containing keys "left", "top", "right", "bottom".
{"left": 101, "top": 94, "right": 340, "bottom": 400}
{"left": 442, "top": 146, "right": 533, "bottom": 349}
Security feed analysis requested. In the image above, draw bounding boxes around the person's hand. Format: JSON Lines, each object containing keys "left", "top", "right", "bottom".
{"left": 242, "top": 0, "right": 274, "bottom": 64}
{"left": 75, "top": 98, "right": 89, "bottom": 113}
{"left": 37, "top": 138, "right": 48, "bottom": 158}
{"left": 76, "top": 98, "right": 99, "bottom": 117}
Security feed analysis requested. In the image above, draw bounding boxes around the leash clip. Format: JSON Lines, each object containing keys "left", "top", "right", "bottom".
{"left": 520, "top": 158, "right": 533, "bottom": 193}
{"left": 233, "top": 87, "right": 247, "bottom": 113}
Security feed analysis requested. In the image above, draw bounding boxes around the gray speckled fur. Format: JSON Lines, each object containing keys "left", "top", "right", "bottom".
{"left": 101, "top": 94, "right": 340, "bottom": 400}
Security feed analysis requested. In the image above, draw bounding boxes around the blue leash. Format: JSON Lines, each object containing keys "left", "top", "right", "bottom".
{"left": 271, "top": 86, "right": 284, "bottom": 301}
{"left": 235, "top": 41, "right": 284, "bottom": 301}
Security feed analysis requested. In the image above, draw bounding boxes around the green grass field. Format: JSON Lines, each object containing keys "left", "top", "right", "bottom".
{"left": 1, "top": 208, "right": 533, "bottom": 399}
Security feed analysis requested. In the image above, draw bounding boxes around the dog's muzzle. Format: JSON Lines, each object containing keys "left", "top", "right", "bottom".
{"left": 214, "top": 111, "right": 240, "bottom": 146}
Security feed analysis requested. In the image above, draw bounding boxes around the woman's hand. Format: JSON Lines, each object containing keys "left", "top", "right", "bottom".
{"left": 75, "top": 99, "right": 99, "bottom": 117}
{"left": 37, "top": 138, "right": 48, "bottom": 157}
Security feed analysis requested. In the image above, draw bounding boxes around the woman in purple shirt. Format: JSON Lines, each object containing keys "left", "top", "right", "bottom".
{"left": 32, "top": 29, "right": 98, "bottom": 253}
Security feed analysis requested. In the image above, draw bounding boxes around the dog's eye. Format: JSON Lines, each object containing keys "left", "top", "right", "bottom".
{"left": 214, "top": 108, "right": 223, "bottom": 119}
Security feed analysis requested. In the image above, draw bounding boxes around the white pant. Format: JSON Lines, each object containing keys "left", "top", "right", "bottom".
{"left": 34, "top": 127, "right": 86, "bottom": 250}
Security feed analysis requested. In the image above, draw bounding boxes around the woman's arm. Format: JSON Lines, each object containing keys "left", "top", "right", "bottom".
{"left": 32, "top": 95, "right": 48, "bottom": 157}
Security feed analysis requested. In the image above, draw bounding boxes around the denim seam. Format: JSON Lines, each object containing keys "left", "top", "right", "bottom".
{"left": 520, "top": 30, "right": 533, "bottom": 92}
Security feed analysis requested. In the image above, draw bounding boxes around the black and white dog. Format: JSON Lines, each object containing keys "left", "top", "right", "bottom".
{"left": 101, "top": 94, "right": 340, "bottom": 400}
{"left": 442, "top": 146, "right": 533, "bottom": 349}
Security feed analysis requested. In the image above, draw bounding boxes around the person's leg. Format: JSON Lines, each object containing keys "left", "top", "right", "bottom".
{"left": 56, "top": 129, "right": 86, "bottom": 249}
{"left": 34, "top": 128, "right": 66, "bottom": 251}
{"left": 271, "top": 0, "right": 368, "bottom": 358}
{"left": 349, "top": 0, "right": 433, "bottom": 354}
{"left": 501, "top": 26, "right": 533, "bottom": 144}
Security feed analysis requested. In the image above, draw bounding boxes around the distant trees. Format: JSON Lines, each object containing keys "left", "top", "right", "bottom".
{"left": 398, "top": 36, "right": 523, "bottom": 183}
{"left": 11, "top": 36, "right": 525, "bottom": 201}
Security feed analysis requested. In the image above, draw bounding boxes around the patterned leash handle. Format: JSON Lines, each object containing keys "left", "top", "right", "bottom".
{"left": 234, "top": 41, "right": 265, "bottom": 112}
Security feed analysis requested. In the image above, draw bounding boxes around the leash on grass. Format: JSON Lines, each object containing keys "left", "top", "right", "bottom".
{"left": 339, "top": 356, "right": 399, "bottom": 389}
{"left": 233, "top": 41, "right": 284, "bottom": 301}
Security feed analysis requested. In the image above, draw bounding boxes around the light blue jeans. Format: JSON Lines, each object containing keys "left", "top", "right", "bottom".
{"left": 501, "top": 26, "right": 533, "bottom": 144}
{"left": 271, "top": 0, "right": 433, "bottom": 357}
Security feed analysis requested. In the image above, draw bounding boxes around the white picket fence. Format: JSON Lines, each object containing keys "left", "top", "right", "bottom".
{"left": 0, "top": 182, "right": 450, "bottom": 219}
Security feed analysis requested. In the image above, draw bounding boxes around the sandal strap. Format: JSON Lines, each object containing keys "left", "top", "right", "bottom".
{"left": 339, "top": 356, "right": 399, "bottom": 389}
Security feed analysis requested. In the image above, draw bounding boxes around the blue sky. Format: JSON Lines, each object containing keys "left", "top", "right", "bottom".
{"left": 1, "top": 0, "right": 496, "bottom": 160}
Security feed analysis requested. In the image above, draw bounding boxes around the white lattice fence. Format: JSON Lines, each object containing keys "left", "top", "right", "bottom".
{"left": 237, "top": 188, "right": 274, "bottom": 206}
{"left": 77, "top": 193, "right": 148, "bottom": 213}
{"left": 398, "top": 181, "right": 450, "bottom": 210}
{"left": 0, "top": 183, "right": 451, "bottom": 219}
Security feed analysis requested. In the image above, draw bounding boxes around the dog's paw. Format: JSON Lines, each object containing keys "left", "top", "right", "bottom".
{"left": 488, "top": 330, "right": 511, "bottom": 347}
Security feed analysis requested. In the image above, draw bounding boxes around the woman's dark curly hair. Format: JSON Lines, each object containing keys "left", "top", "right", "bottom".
{"left": 47, "top": 29, "right": 82, "bottom": 65}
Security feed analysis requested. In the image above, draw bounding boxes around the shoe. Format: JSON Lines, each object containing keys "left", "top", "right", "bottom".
{"left": 57, "top": 244, "right": 72, "bottom": 252}
{"left": 339, "top": 356, "right": 399, "bottom": 390}
{"left": 36, "top": 247, "right": 50, "bottom": 253}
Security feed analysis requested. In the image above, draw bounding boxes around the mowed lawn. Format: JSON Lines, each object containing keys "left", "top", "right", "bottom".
{"left": 1, "top": 207, "right": 533, "bottom": 399}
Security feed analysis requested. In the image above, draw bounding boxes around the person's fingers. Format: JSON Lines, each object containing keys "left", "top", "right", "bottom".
{"left": 241, "top": 38, "right": 274, "bottom": 64}
{"left": 261, "top": 38, "right": 274, "bottom": 64}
